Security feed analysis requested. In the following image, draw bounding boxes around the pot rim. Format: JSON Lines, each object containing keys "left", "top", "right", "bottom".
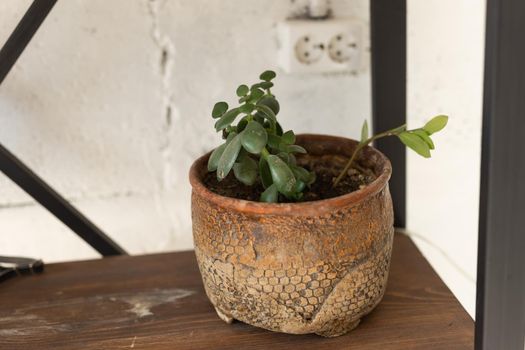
{"left": 189, "top": 133, "right": 392, "bottom": 216}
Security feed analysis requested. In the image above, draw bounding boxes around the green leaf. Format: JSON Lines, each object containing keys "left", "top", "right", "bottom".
{"left": 233, "top": 155, "right": 258, "bottom": 186}
{"left": 236, "top": 84, "right": 249, "bottom": 97}
{"left": 288, "top": 153, "right": 297, "bottom": 165}
{"left": 252, "top": 81, "right": 274, "bottom": 90}
{"left": 259, "top": 157, "right": 273, "bottom": 189}
{"left": 294, "top": 180, "right": 306, "bottom": 193}
{"left": 225, "top": 131, "right": 237, "bottom": 143}
{"left": 260, "top": 81, "right": 274, "bottom": 89}
{"left": 250, "top": 81, "right": 273, "bottom": 90}
{"left": 248, "top": 88, "right": 264, "bottom": 102}
{"left": 275, "top": 122, "right": 283, "bottom": 136}
{"left": 207, "top": 143, "right": 227, "bottom": 171}
{"left": 217, "top": 133, "right": 242, "bottom": 180}
{"left": 253, "top": 112, "right": 265, "bottom": 124}
{"left": 254, "top": 104, "right": 277, "bottom": 123}
{"left": 260, "top": 184, "right": 278, "bottom": 203}
{"left": 267, "top": 155, "right": 296, "bottom": 194}
{"left": 214, "top": 131, "right": 237, "bottom": 159}
{"left": 286, "top": 145, "right": 307, "bottom": 154}
{"left": 240, "top": 103, "right": 254, "bottom": 113}
{"left": 212, "top": 102, "right": 228, "bottom": 119}
{"left": 307, "top": 170, "right": 316, "bottom": 186}
{"left": 257, "top": 96, "right": 280, "bottom": 114}
{"left": 237, "top": 117, "right": 248, "bottom": 133}
{"left": 220, "top": 129, "right": 237, "bottom": 143}
{"left": 360, "top": 120, "right": 369, "bottom": 143}
{"left": 267, "top": 134, "right": 281, "bottom": 149}
{"left": 214, "top": 108, "right": 241, "bottom": 131}
{"left": 282, "top": 130, "right": 296, "bottom": 144}
{"left": 259, "top": 70, "right": 276, "bottom": 81}
{"left": 423, "top": 115, "right": 448, "bottom": 134}
{"left": 413, "top": 130, "right": 435, "bottom": 150}
{"left": 277, "top": 152, "right": 290, "bottom": 163}
{"left": 398, "top": 131, "right": 431, "bottom": 158}
{"left": 241, "top": 121, "right": 268, "bottom": 154}
{"left": 290, "top": 165, "right": 310, "bottom": 183}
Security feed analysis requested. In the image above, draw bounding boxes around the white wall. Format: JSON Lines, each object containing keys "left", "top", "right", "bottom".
{"left": 0, "top": 0, "right": 484, "bottom": 319}
{"left": 407, "top": 0, "right": 485, "bottom": 318}
{"left": 0, "top": 0, "right": 370, "bottom": 261}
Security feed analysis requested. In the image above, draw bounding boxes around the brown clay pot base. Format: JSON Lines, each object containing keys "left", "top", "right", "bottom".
{"left": 203, "top": 153, "right": 377, "bottom": 203}
{"left": 214, "top": 306, "right": 363, "bottom": 338}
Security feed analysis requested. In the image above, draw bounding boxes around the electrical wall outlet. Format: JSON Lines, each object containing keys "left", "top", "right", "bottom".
{"left": 294, "top": 35, "right": 324, "bottom": 65}
{"left": 277, "top": 19, "right": 365, "bottom": 74}
{"left": 327, "top": 32, "right": 359, "bottom": 63}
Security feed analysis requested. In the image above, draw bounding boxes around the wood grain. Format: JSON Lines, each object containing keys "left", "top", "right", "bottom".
{"left": 0, "top": 233, "right": 473, "bottom": 349}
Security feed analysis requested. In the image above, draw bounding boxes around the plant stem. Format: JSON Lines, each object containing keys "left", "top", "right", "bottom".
{"left": 261, "top": 147, "right": 270, "bottom": 160}
{"left": 332, "top": 124, "right": 406, "bottom": 188}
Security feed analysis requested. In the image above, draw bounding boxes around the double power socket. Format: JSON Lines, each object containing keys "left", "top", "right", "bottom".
{"left": 278, "top": 19, "right": 365, "bottom": 74}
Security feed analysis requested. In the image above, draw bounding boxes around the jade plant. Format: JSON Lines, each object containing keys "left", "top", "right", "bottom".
{"left": 208, "top": 70, "right": 448, "bottom": 203}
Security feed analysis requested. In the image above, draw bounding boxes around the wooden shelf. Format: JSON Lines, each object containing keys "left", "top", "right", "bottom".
{"left": 0, "top": 233, "right": 473, "bottom": 349}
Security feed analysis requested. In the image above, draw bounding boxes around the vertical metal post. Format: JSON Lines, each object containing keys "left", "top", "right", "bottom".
{"left": 370, "top": 0, "right": 407, "bottom": 227}
{"left": 476, "top": 0, "right": 525, "bottom": 348}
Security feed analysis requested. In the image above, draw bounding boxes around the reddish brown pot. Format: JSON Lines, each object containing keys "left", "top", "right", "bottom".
{"left": 189, "top": 134, "right": 394, "bottom": 337}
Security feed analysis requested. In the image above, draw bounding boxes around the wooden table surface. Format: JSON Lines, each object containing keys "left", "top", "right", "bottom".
{"left": 0, "top": 233, "right": 473, "bottom": 350}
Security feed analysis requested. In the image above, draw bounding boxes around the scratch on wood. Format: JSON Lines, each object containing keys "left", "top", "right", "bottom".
{"left": 130, "top": 336, "right": 137, "bottom": 348}
{"left": 121, "top": 288, "right": 195, "bottom": 318}
{"left": 0, "top": 288, "right": 195, "bottom": 337}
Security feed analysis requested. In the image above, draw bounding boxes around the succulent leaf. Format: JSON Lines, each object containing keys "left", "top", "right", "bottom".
{"left": 215, "top": 108, "right": 241, "bottom": 131}
{"left": 212, "top": 102, "right": 228, "bottom": 119}
{"left": 259, "top": 70, "right": 276, "bottom": 81}
{"left": 267, "top": 155, "right": 296, "bottom": 194}
{"left": 233, "top": 155, "right": 258, "bottom": 186}
{"left": 241, "top": 121, "right": 268, "bottom": 154}
{"left": 217, "top": 133, "right": 243, "bottom": 180}
{"left": 259, "top": 157, "right": 273, "bottom": 189}
{"left": 282, "top": 130, "right": 296, "bottom": 145}
{"left": 236, "top": 84, "right": 249, "bottom": 97}
{"left": 260, "top": 184, "right": 278, "bottom": 202}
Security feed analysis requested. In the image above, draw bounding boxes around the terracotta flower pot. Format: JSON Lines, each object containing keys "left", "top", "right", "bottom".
{"left": 189, "top": 134, "right": 394, "bottom": 337}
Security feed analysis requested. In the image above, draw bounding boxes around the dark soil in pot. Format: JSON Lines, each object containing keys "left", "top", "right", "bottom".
{"left": 203, "top": 154, "right": 377, "bottom": 203}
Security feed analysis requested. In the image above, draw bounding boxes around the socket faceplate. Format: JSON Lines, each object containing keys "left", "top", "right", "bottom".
{"left": 278, "top": 19, "right": 365, "bottom": 74}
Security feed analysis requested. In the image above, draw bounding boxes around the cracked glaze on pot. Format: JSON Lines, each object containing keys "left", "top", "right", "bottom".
{"left": 189, "top": 134, "right": 394, "bottom": 337}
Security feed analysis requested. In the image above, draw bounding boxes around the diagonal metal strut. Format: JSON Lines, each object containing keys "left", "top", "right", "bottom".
{"left": 0, "top": 0, "right": 125, "bottom": 256}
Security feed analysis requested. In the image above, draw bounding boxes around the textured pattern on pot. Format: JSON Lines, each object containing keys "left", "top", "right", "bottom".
{"left": 189, "top": 134, "right": 394, "bottom": 337}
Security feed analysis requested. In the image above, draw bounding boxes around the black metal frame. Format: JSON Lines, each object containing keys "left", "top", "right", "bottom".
{"left": 0, "top": 144, "right": 125, "bottom": 256}
{"left": 1, "top": 0, "right": 525, "bottom": 348}
{"left": 370, "top": 0, "right": 406, "bottom": 228}
{"left": 0, "top": 0, "right": 57, "bottom": 84}
{"left": 475, "top": 0, "right": 525, "bottom": 348}
{"left": 0, "top": 0, "right": 125, "bottom": 256}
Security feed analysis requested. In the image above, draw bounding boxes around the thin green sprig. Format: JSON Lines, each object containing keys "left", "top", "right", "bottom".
{"left": 332, "top": 115, "right": 449, "bottom": 188}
